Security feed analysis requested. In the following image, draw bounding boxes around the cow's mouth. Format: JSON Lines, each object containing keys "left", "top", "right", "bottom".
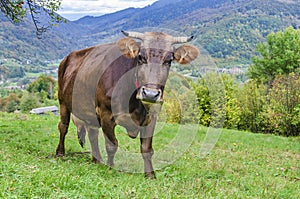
{"left": 136, "top": 85, "right": 164, "bottom": 104}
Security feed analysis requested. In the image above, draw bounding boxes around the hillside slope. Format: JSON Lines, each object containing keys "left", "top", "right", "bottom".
{"left": 1, "top": 112, "right": 299, "bottom": 198}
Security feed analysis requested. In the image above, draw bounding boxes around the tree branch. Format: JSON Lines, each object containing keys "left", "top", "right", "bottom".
{"left": 0, "top": 0, "right": 64, "bottom": 38}
{"left": 27, "top": 0, "right": 48, "bottom": 38}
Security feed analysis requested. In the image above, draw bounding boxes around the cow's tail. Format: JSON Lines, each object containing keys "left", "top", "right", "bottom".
{"left": 71, "top": 114, "right": 86, "bottom": 148}
{"left": 77, "top": 126, "right": 86, "bottom": 148}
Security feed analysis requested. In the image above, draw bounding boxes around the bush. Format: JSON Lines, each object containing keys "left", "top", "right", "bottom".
{"left": 222, "top": 74, "right": 242, "bottom": 129}
{"left": 0, "top": 93, "right": 21, "bottom": 112}
{"left": 162, "top": 73, "right": 199, "bottom": 124}
{"left": 260, "top": 73, "right": 300, "bottom": 136}
{"left": 20, "top": 92, "right": 41, "bottom": 112}
{"left": 236, "top": 80, "right": 267, "bottom": 133}
{"left": 192, "top": 73, "right": 241, "bottom": 129}
{"left": 192, "top": 78, "right": 211, "bottom": 126}
{"left": 162, "top": 91, "right": 181, "bottom": 124}
{"left": 178, "top": 71, "right": 300, "bottom": 136}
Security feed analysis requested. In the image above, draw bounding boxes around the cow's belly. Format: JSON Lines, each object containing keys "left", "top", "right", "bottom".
{"left": 72, "top": 104, "right": 100, "bottom": 128}
{"left": 71, "top": 113, "right": 99, "bottom": 130}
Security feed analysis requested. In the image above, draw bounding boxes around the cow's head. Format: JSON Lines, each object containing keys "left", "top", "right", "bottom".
{"left": 117, "top": 31, "right": 199, "bottom": 104}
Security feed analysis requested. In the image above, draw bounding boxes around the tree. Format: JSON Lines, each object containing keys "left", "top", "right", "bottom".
{"left": 27, "top": 74, "right": 56, "bottom": 101}
{"left": 0, "top": 0, "right": 64, "bottom": 37}
{"left": 249, "top": 26, "right": 300, "bottom": 88}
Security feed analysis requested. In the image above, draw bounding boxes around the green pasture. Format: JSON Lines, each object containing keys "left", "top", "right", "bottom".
{"left": 0, "top": 112, "right": 299, "bottom": 198}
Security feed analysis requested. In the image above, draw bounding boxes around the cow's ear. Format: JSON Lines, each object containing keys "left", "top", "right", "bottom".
{"left": 174, "top": 44, "right": 199, "bottom": 65}
{"left": 117, "top": 38, "right": 140, "bottom": 58}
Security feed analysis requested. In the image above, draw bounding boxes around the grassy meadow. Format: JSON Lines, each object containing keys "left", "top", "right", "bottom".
{"left": 0, "top": 112, "right": 299, "bottom": 198}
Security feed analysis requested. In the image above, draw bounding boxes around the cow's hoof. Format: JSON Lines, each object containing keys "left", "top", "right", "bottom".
{"left": 92, "top": 157, "right": 103, "bottom": 164}
{"left": 144, "top": 171, "right": 156, "bottom": 179}
{"left": 106, "top": 160, "right": 114, "bottom": 168}
{"left": 55, "top": 151, "right": 65, "bottom": 157}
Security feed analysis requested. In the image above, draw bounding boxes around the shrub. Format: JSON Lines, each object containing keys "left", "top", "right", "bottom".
{"left": 162, "top": 91, "right": 181, "bottom": 124}
{"left": 191, "top": 77, "right": 211, "bottom": 126}
{"left": 20, "top": 92, "right": 41, "bottom": 112}
{"left": 162, "top": 73, "right": 199, "bottom": 124}
{"left": 222, "top": 74, "right": 242, "bottom": 129}
{"left": 0, "top": 93, "right": 21, "bottom": 112}
{"left": 192, "top": 73, "right": 241, "bottom": 129}
{"left": 260, "top": 73, "right": 300, "bottom": 136}
{"left": 236, "top": 80, "right": 267, "bottom": 133}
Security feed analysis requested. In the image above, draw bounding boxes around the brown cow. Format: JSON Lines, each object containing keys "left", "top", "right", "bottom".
{"left": 56, "top": 31, "right": 199, "bottom": 178}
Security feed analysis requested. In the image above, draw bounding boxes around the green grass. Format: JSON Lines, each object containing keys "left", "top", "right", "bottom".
{"left": 0, "top": 112, "right": 299, "bottom": 198}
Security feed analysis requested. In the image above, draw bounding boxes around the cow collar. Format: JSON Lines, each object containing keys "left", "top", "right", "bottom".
{"left": 135, "top": 64, "right": 139, "bottom": 89}
{"left": 135, "top": 79, "right": 139, "bottom": 89}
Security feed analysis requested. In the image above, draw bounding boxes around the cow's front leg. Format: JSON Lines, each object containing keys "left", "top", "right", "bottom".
{"left": 140, "top": 115, "right": 157, "bottom": 179}
{"left": 104, "top": 132, "right": 118, "bottom": 167}
{"left": 101, "top": 114, "right": 118, "bottom": 167}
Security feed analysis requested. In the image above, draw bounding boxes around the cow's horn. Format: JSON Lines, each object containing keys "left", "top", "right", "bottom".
{"left": 171, "top": 35, "right": 194, "bottom": 44}
{"left": 121, "top": 30, "right": 144, "bottom": 40}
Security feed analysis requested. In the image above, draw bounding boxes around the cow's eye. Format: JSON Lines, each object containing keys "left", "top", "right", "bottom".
{"left": 163, "top": 54, "right": 173, "bottom": 66}
{"left": 138, "top": 55, "right": 147, "bottom": 64}
{"left": 163, "top": 59, "right": 172, "bottom": 66}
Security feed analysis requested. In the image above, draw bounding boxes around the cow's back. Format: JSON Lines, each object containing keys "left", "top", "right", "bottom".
{"left": 58, "top": 43, "right": 136, "bottom": 127}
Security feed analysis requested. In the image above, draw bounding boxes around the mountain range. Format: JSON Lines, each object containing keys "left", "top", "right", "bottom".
{"left": 1, "top": 0, "right": 300, "bottom": 69}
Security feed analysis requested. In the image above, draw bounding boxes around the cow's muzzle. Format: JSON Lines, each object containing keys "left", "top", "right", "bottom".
{"left": 137, "top": 85, "right": 163, "bottom": 104}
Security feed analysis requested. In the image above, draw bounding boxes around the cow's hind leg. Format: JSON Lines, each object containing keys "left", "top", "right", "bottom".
{"left": 56, "top": 104, "right": 70, "bottom": 157}
{"left": 87, "top": 127, "right": 103, "bottom": 163}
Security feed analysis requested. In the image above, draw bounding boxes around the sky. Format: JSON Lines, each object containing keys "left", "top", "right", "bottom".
{"left": 57, "top": 0, "right": 158, "bottom": 21}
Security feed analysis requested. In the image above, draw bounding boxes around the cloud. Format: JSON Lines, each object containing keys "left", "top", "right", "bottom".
{"left": 57, "top": 0, "right": 157, "bottom": 20}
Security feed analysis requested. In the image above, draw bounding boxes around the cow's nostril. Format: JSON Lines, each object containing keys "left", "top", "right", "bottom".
{"left": 142, "top": 87, "right": 147, "bottom": 96}
{"left": 154, "top": 91, "right": 161, "bottom": 98}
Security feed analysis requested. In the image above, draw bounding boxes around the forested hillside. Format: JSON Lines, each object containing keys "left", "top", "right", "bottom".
{"left": 0, "top": 14, "right": 81, "bottom": 64}
{"left": 1, "top": 0, "right": 300, "bottom": 69}
{"left": 59, "top": 0, "right": 300, "bottom": 67}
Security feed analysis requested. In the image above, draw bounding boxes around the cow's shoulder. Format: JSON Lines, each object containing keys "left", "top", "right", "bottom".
{"left": 59, "top": 46, "right": 96, "bottom": 79}
{"left": 58, "top": 46, "right": 96, "bottom": 103}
